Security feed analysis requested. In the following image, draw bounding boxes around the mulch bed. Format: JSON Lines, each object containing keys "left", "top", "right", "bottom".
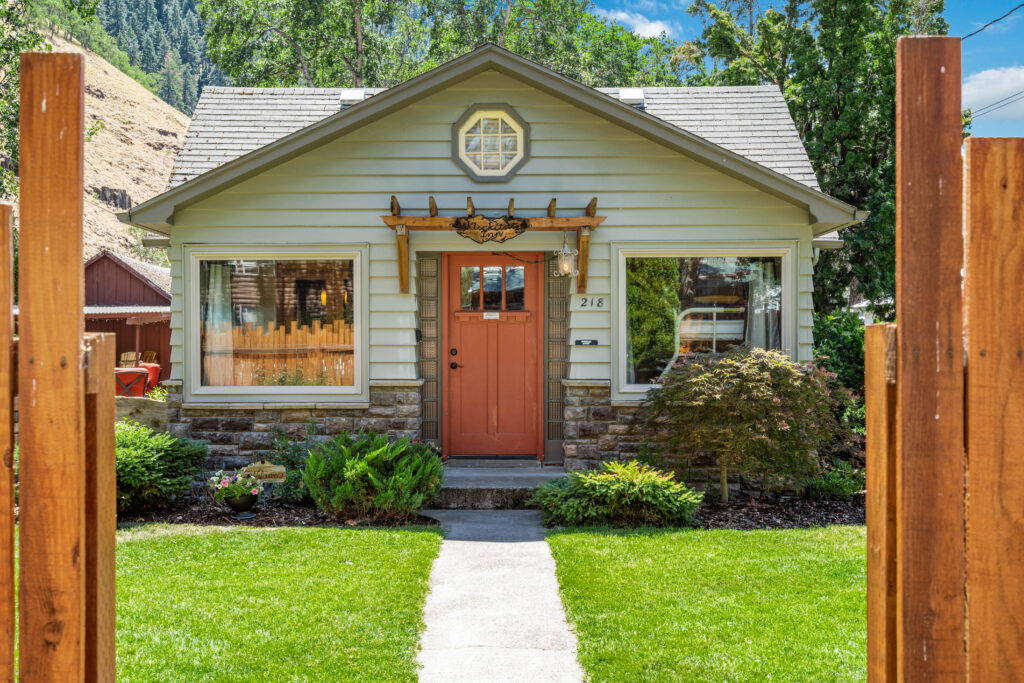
{"left": 119, "top": 498, "right": 440, "bottom": 528}
{"left": 123, "top": 494, "right": 865, "bottom": 531}
{"left": 695, "top": 493, "right": 865, "bottom": 530}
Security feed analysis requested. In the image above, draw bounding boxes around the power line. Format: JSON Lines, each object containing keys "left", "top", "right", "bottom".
{"left": 974, "top": 90, "right": 1024, "bottom": 118}
{"left": 973, "top": 87, "right": 1024, "bottom": 116}
{"left": 963, "top": 2, "right": 1024, "bottom": 39}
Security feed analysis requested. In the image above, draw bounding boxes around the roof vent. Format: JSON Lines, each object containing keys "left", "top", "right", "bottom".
{"left": 618, "top": 87, "right": 645, "bottom": 107}
{"left": 338, "top": 88, "right": 366, "bottom": 102}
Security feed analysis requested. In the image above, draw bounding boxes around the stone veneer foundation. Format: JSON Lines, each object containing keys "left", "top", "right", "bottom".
{"left": 561, "top": 379, "right": 761, "bottom": 498}
{"left": 165, "top": 380, "right": 423, "bottom": 472}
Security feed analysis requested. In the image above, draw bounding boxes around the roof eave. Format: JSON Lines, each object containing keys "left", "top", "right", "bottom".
{"left": 126, "top": 44, "right": 863, "bottom": 234}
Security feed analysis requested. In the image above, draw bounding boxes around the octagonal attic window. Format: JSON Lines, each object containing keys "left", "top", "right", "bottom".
{"left": 453, "top": 105, "right": 529, "bottom": 181}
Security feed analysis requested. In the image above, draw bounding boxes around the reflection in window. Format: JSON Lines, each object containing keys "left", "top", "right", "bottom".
{"left": 459, "top": 264, "right": 527, "bottom": 312}
{"left": 199, "top": 258, "right": 355, "bottom": 387}
{"left": 505, "top": 266, "right": 525, "bottom": 310}
{"left": 483, "top": 266, "right": 503, "bottom": 310}
{"left": 460, "top": 267, "right": 480, "bottom": 310}
{"left": 625, "top": 256, "right": 783, "bottom": 385}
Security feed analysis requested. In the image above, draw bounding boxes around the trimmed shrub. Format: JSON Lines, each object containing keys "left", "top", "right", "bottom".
{"left": 634, "top": 346, "right": 842, "bottom": 496}
{"left": 813, "top": 310, "right": 865, "bottom": 393}
{"left": 529, "top": 460, "right": 704, "bottom": 527}
{"left": 302, "top": 432, "right": 443, "bottom": 524}
{"left": 114, "top": 419, "right": 207, "bottom": 512}
{"left": 805, "top": 460, "right": 865, "bottom": 500}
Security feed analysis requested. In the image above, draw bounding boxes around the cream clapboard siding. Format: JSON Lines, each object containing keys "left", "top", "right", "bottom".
{"left": 167, "top": 70, "right": 817, "bottom": 401}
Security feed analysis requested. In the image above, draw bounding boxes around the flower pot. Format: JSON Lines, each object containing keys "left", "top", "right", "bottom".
{"left": 224, "top": 494, "right": 257, "bottom": 518}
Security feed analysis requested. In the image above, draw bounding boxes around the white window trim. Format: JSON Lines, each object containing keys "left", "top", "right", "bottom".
{"left": 615, "top": 245, "right": 794, "bottom": 396}
{"left": 186, "top": 247, "right": 365, "bottom": 399}
{"left": 457, "top": 109, "right": 525, "bottom": 178}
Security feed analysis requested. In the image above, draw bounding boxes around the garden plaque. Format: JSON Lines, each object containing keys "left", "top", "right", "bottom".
{"left": 244, "top": 461, "right": 287, "bottom": 483}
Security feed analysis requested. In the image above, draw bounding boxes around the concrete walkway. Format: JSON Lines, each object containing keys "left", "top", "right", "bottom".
{"left": 418, "top": 510, "right": 584, "bottom": 683}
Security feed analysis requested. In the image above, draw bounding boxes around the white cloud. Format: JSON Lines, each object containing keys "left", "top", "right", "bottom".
{"left": 963, "top": 66, "right": 1024, "bottom": 121}
{"left": 595, "top": 8, "right": 678, "bottom": 38}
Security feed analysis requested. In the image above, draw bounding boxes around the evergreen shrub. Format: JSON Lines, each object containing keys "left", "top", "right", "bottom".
{"left": 303, "top": 432, "right": 443, "bottom": 524}
{"left": 114, "top": 419, "right": 207, "bottom": 512}
{"left": 529, "top": 460, "right": 703, "bottom": 527}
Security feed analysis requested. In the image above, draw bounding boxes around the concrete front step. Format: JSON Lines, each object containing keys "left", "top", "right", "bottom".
{"left": 434, "top": 465, "right": 565, "bottom": 510}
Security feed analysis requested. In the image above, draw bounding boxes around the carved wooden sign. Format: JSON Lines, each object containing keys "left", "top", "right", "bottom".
{"left": 453, "top": 215, "right": 529, "bottom": 244}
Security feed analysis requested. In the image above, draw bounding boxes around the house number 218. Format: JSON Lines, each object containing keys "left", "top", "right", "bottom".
{"left": 578, "top": 297, "right": 606, "bottom": 308}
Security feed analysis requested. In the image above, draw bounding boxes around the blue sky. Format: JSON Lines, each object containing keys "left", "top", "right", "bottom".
{"left": 591, "top": 0, "right": 1024, "bottom": 137}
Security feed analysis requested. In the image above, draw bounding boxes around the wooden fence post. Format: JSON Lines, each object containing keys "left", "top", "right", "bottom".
{"left": 17, "top": 51, "right": 88, "bottom": 681}
{"left": 894, "top": 36, "right": 966, "bottom": 680}
{"left": 0, "top": 203, "right": 15, "bottom": 683}
{"left": 866, "top": 323, "right": 897, "bottom": 682}
{"left": 963, "top": 137, "right": 1024, "bottom": 680}
{"left": 83, "top": 333, "right": 116, "bottom": 683}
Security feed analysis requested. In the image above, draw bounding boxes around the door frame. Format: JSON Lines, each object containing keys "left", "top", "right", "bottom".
{"left": 440, "top": 251, "right": 546, "bottom": 460}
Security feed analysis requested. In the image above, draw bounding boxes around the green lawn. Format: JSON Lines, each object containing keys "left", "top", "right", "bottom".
{"left": 548, "top": 525, "right": 866, "bottom": 682}
{"left": 115, "top": 524, "right": 441, "bottom": 682}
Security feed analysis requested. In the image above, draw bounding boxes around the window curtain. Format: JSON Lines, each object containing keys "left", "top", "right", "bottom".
{"left": 744, "top": 259, "right": 782, "bottom": 349}
{"left": 200, "top": 263, "right": 234, "bottom": 385}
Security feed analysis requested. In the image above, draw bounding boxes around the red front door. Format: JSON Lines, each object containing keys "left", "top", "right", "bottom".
{"left": 442, "top": 252, "right": 543, "bottom": 457}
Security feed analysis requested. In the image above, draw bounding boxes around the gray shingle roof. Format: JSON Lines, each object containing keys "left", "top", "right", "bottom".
{"left": 169, "top": 84, "right": 819, "bottom": 190}
{"left": 599, "top": 86, "right": 819, "bottom": 190}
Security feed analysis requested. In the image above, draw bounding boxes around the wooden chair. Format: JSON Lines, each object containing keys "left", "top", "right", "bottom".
{"left": 141, "top": 350, "right": 157, "bottom": 363}
{"left": 119, "top": 351, "right": 140, "bottom": 367}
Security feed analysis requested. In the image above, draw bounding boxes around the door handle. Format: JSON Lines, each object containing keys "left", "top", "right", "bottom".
{"left": 450, "top": 361, "right": 462, "bottom": 370}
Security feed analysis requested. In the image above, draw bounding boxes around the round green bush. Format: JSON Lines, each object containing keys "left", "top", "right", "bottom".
{"left": 813, "top": 310, "right": 865, "bottom": 393}
{"left": 114, "top": 419, "right": 207, "bottom": 512}
{"left": 634, "top": 346, "right": 842, "bottom": 491}
{"left": 302, "top": 432, "right": 443, "bottom": 524}
{"left": 529, "top": 460, "right": 704, "bottom": 527}
{"left": 805, "top": 460, "right": 865, "bottom": 500}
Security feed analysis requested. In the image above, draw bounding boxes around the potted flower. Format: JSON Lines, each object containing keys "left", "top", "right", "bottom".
{"left": 208, "top": 469, "right": 264, "bottom": 518}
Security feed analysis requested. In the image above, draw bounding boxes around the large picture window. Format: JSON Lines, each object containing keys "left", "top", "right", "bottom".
{"left": 624, "top": 254, "right": 785, "bottom": 385}
{"left": 198, "top": 257, "right": 356, "bottom": 387}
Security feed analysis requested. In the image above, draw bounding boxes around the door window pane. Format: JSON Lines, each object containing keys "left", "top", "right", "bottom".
{"left": 460, "top": 267, "right": 480, "bottom": 310}
{"left": 199, "top": 258, "right": 355, "bottom": 387}
{"left": 482, "top": 266, "right": 503, "bottom": 310}
{"left": 625, "top": 256, "right": 784, "bottom": 385}
{"left": 505, "top": 266, "right": 525, "bottom": 310}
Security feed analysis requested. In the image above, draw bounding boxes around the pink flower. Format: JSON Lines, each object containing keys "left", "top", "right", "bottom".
{"left": 221, "top": 480, "right": 230, "bottom": 486}
{"left": 251, "top": 488, "right": 259, "bottom": 495}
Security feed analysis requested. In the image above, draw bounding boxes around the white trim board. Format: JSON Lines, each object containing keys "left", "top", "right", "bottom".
{"left": 611, "top": 241, "right": 796, "bottom": 401}
{"left": 183, "top": 244, "right": 370, "bottom": 404}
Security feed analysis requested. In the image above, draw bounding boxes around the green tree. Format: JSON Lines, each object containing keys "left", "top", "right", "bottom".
{"left": 1, "top": 0, "right": 44, "bottom": 201}
{"left": 677, "top": 0, "right": 947, "bottom": 318}
{"left": 425, "top": 0, "right": 683, "bottom": 86}
{"left": 158, "top": 48, "right": 184, "bottom": 109}
{"left": 198, "top": 0, "right": 686, "bottom": 89}
{"left": 625, "top": 258, "right": 681, "bottom": 384}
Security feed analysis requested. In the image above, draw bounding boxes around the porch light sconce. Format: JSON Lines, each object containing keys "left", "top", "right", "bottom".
{"left": 554, "top": 231, "right": 578, "bottom": 277}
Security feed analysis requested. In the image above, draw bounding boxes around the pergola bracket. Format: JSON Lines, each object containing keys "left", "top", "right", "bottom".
{"left": 383, "top": 196, "right": 604, "bottom": 295}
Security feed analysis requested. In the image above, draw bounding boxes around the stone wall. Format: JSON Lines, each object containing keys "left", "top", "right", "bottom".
{"left": 164, "top": 380, "right": 423, "bottom": 473}
{"left": 561, "top": 379, "right": 760, "bottom": 498}
{"left": 115, "top": 397, "right": 168, "bottom": 432}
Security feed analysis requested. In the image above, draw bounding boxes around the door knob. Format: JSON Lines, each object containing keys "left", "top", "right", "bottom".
{"left": 450, "top": 361, "right": 460, "bottom": 370}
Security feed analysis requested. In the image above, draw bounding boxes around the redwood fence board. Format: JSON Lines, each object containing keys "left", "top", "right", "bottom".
{"left": 894, "top": 36, "right": 966, "bottom": 681}
{"left": 17, "top": 51, "right": 88, "bottom": 681}
{"left": 0, "top": 204, "right": 14, "bottom": 683}
{"left": 866, "top": 323, "right": 897, "bottom": 683}
{"left": 964, "top": 137, "right": 1024, "bottom": 680}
